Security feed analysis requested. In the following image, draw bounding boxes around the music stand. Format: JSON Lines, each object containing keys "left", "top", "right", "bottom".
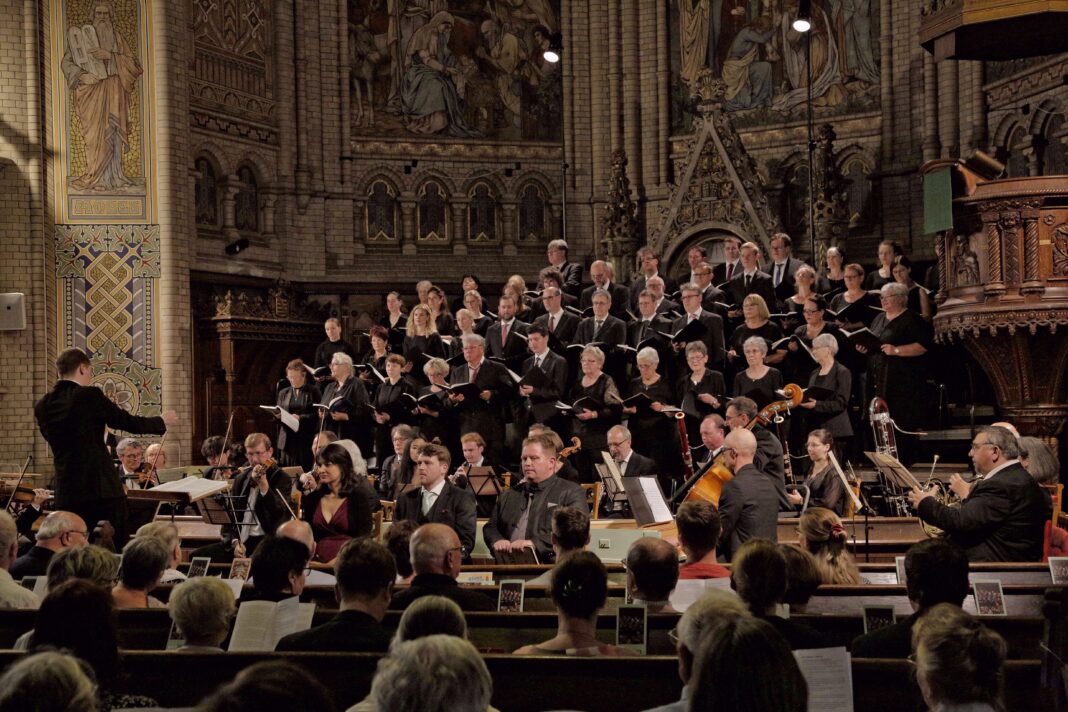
{"left": 466, "top": 466, "right": 502, "bottom": 497}
{"left": 621, "top": 477, "right": 674, "bottom": 526}
{"left": 864, "top": 451, "right": 924, "bottom": 491}
{"left": 596, "top": 452, "right": 629, "bottom": 514}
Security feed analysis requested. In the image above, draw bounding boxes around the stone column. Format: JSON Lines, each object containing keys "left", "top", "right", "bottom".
{"left": 451, "top": 198, "right": 469, "bottom": 256}
{"left": 501, "top": 201, "right": 518, "bottom": 257}
{"left": 399, "top": 197, "right": 416, "bottom": 255}
{"left": 922, "top": 54, "right": 940, "bottom": 162}
{"left": 982, "top": 210, "right": 1005, "bottom": 297}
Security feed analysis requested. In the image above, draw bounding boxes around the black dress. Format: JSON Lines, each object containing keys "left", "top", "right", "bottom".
{"left": 319, "top": 376, "right": 373, "bottom": 458}
{"left": 805, "top": 361, "right": 853, "bottom": 439}
{"left": 372, "top": 378, "right": 416, "bottom": 464}
{"left": 276, "top": 383, "right": 322, "bottom": 470}
{"left": 626, "top": 376, "right": 682, "bottom": 488}
{"left": 732, "top": 367, "right": 784, "bottom": 408}
{"left": 803, "top": 463, "right": 845, "bottom": 515}
{"left": 864, "top": 269, "right": 894, "bottom": 291}
{"left": 416, "top": 385, "right": 456, "bottom": 460}
{"left": 868, "top": 310, "right": 933, "bottom": 430}
{"left": 358, "top": 349, "right": 390, "bottom": 399}
{"left": 676, "top": 369, "right": 727, "bottom": 444}
{"left": 727, "top": 321, "right": 785, "bottom": 385}
{"left": 402, "top": 333, "right": 446, "bottom": 385}
{"left": 569, "top": 374, "right": 623, "bottom": 483}
{"left": 379, "top": 313, "right": 408, "bottom": 351}
{"left": 314, "top": 339, "right": 357, "bottom": 369}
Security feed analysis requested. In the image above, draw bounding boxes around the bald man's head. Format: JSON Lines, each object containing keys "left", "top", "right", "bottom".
{"left": 410, "top": 523, "right": 462, "bottom": 578}
{"left": 277, "top": 519, "right": 315, "bottom": 557}
{"left": 723, "top": 429, "right": 757, "bottom": 471}
{"left": 36, "top": 511, "right": 89, "bottom": 553}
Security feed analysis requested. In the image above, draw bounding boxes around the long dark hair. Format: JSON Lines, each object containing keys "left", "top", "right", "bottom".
{"left": 315, "top": 443, "right": 358, "bottom": 498}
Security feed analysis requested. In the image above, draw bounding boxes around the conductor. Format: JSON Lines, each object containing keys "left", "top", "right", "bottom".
{"left": 34, "top": 348, "right": 178, "bottom": 547}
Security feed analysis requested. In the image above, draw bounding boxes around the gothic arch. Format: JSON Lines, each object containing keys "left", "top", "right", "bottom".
{"left": 835, "top": 144, "right": 875, "bottom": 173}
{"left": 513, "top": 169, "right": 560, "bottom": 201}
{"left": 663, "top": 222, "right": 752, "bottom": 277}
{"left": 355, "top": 165, "right": 407, "bottom": 195}
{"left": 411, "top": 168, "right": 458, "bottom": 198}
{"left": 460, "top": 170, "right": 507, "bottom": 197}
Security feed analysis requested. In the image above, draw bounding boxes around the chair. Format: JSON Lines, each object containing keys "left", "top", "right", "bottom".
{"left": 372, "top": 509, "right": 383, "bottom": 539}
{"left": 281, "top": 466, "right": 303, "bottom": 478}
{"left": 501, "top": 472, "right": 512, "bottom": 490}
{"left": 381, "top": 500, "right": 396, "bottom": 522}
{"left": 581, "top": 483, "right": 602, "bottom": 518}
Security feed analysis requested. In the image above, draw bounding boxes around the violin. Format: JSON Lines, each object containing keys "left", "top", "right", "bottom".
{"left": 559, "top": 437, "right": 582, "bottom": 460}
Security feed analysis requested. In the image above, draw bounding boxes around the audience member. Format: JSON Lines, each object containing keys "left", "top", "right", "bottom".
{"left": 852, "top": 538, "right": 969, "bottom": 658}
{"left": 112, "top": 536, "right": 169, "bottom": 609}
{"left": 527, "top": 506, "right": 590, "bottom": 586}
{"left": 44, "top": 544, "right": 119, "bottom": 592}
{"left": 10, "top": 510, "right": 88, "bottom": 580}
{"left": 169, "top": 576, "right": 236, "bottom": 651}
{"left": 640, "top": 590, "right": 750, "bottom": 712}
{"left": 389, "top": 523, "right": 494, "bottom": 611}
{"left": 797, "top": 507, "right": 861, "bottom": 584}
{"left": 624, "top": 538, "right": 680, "bottom": 613}
{"left": 276, "top": 538, "right": 395, "bottom": 651}
{"left": 676, "top": 501, "right": 729, "bottom": 579}
{"left": 731, "top": 539, "right": 825, "bottom": 650}
{"left": 0, "top": 510, "right": 39, "bottom": 608}
{"left": 515, "top": 551, "right": 635, "bottom": 656}
{"left": 1019, "top": 435, "right": 1059, "bottom": 485}
{"left": 911, "top": 604, "right": 1006, "bottom": 712}
{"left": 276, "top": 519, "right": 316, "bottom": 558}
{"left": 370, "top": 636, "right": 492, "bottom": 712}
{"left": 133, "top": 521, "right": 185, "bottom": 583}
{"left": 687, "top": 616, "right": 807, "bottom": 712}
{"left": 778, "top": 544, "right": 822, "bottom": 613}
{"left": 384, "top": 519, "right": 417, "bottom": 584}
{"left": 30, "top": 579, "right": 157, "bottom": 709}
{"left": 0, "top": 650, "right": 98, "bottom": 712}
{"left": 246, "top": 535, "right": 310, "bottom": 602}
{"left": 197, "top": 660, "right": 336, "bottom": 712}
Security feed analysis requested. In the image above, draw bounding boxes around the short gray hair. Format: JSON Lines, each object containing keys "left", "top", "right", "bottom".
{"left": 36, "top": 511, "right": 81, "bottom": 542}
{"left": 371, "top": 635, "right": 492, "bottom": 712}
{"left": 812, "top": 333, "right": 839, "bottom": 355}
{"left": 169, "top": 577, "right": 236, "bottom": 645}
{"left": 608, "top": 425, "right": 632, "bottom": 442}
{"left": 331, "top": 352, "right": 354, "bottom": 368}
{"left": 392, "top": 595, "right": 467, "bottom": 650}
{"left": 1019, "top": 436, "right": 1058, "bottom": 485}
{"left": 423, "top": 357, "right": 450, "bottom": 377}
{"left": 743, "top": 335, "right": 768, "bottom": 355}
{"left": 880, "top": 281, "right": 909, "bottom": 305}
{"left": 135, "top": 521, "right": 180, "bottom": 556}
{"left": 116, "top": 438, "right": 142, "bottom": 455}
{"left": 461, "top": 333, "right": 485, "bottom": 348}
{"left": 46, "top": 544, "right": 119, "bottom": 591}
{"left": 676, "top": 589, "right": 751, "bottom": 651}
{"left": 591, "top": 288, "right": 612, "bottom": 304}
{"left": 0, "top": 651, "right": 97, "bottom": 711}
{"left": 981, "top": 426, "right": 1020, "bottom": 459}
{"left": 547, "top": 238, "right": 569, "bottom": 253}
{"left": 636, "top": 346, "right": 659, "bottom": 365}
{"left": 0, "top": 511, "right": 16, "bottom": 566}
{"left": 581, "top": 345, "right": 605, "bottom": 365}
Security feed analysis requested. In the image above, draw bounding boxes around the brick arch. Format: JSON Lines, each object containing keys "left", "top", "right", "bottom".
{"left": 410, "top": 169, "right": 458, "bottom": 197}
{"left": 232, "top": 152, "right": 273, "bottom": 187}
{"left": 461, "top": 170, "right": 507, "bottom": 197}
{"left": 191, "top": 143, "right": 229, "bottom": 176}
{"left": 835, "top": 144, "right": 875, "bottom": 174}
{"left": 1028, "top": 99, "right": 1064, "bottom": 137}
{"left": 992, "top": 113, "right": 1027, "bottom": 151}
{"left": 513, "top": 170, "right": 559, "bottom": 201}
{"left": 354, "top": 165, "right": 407, "bottom": 195}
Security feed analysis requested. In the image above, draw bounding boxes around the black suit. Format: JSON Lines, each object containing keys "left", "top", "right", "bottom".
{"left": 10, "top": 546, "right": 54, "bottom": 580}
{"left": 534, "top": 310, "right": 580, "bottom": 350}
{"left": 851, "top": 612, "right": 920, "bottom": 659}
{"left": 485, "top": 318, "right": 531, "bottom": 370}
{"left": 276, "top": 383, "right": 321, "bottom": 470}
{"left": 484, "top": 475, "right": 588, "bottom": 563}
{"left": 671, "top": 310, "right": 726, "bottom": 368}
{"left": 555, "top": 261, "right": 584, "bottom": 298}
{"left": 725, "top": 270, "right": 777, "bottom": 309}
{"left": 770, "top": 257, "right": 807, "bottom": 305}
{"left": 389, "top": 572, "right": 496, "bottom": 611}
{"left": 916, "top": 462, "right": 1051, "bottom": 562}
{"left": 618, "top": 451, "right": 657, "bottom": 478}
{"left": 275, "top": 610, "right": 392, "bottom": 652}
{"left": 712, "top": 260, "right": 742, "bottom": 286}
{"left": 699, "top": 285, "right": 730, "bottom": 320}
{"left": 521, "top": 351, "right": 569, "bottom": 423}
{"left": 655, "top": 298, "right": 681, "bottom": 317}
{"left": 394, "top": 482, "right": 478, "bottom": 559}
{"left": 574, "top": 314, "right": 626, "bottom": 346}
{"left": 448, "top": 359, "right": 513, "bottom": 462}
{"left": 221, "top": 465, "right": 293, "bottom": 550}
{"left": 629, "top": 274, "right": 678, "bottom": 310}
{"left": 580, "top": 282, "right": 630, "bottom": 319}
{"left": 627, "top": 315, "right": 673, "bottom": 349}
{"left": 718, "top": 463, "right": 780, "bottom": 561}
{"left": 34, "top": 380, "right": 167, "bottom": 545}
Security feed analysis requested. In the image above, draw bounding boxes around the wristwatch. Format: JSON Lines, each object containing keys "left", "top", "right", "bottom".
{"left": 893, "top": 347, "right": 900, "bottom": 355}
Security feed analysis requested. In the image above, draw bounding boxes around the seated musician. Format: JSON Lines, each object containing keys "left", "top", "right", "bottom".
{"left": 168, "top": 576, "right": 236, "bottom": 651}
{"left": 194, "top": 433, "right": 292, "bottom": 563}
{"left": 908, "top": 426, "right": 1051, "bottom": 562}
{"left": 201, "top": 435, "right": 236, "bottom": 480}
{"left": 246, "top": 535, "right": 310, "bottom": 602}
{"left": 624, "top": 538, "right": 680, "bottom": 613}
{"left": 275, "top": 539, "right": 395, "bottom": 652}
{"left": 911, "top": 605, "right": 1007, "bottom": 712}
{"left": 389, "top": 523, "right": 494, "bottom": 611}
{"left": 300, "top": 442, "right": 373, "bottom": 565}
{"left": 449, "top": 432, "right": 503, "bottom": 518}
{"left": 605, "top": 425, "right": 657, "bottom": 515}
{"left": 717, "top": 429, "right": 780, "bottom": 561}
{"left": 724, "top": 397, "right": 787, "bottom": 494}
{"left": 786, "top": 429, "right": 845, "bottom": 514}
{"left": 144, "top": 442, "right": 167, "bottom": 472}
{"left": 484, "top": 432, "right": 588, "bottom": 564}
{"left": 11, "top": 511, "right": 86, "bottom": 580}
{"left": 112, "top": 536, "right": 169, "bottom": 609}
{"left": 852, "top": 538, "right": 969, "bottom": 658}
{"left": 115, "top": 438, "right": 146, "bottom": 488}
{"left": 527, "top": 506, "right": 590, "bottom": 586}
{"left": 640, "top": 590, "right": 750, "bottom": 712}
{"left": 394, "top": 444, "right": 477, "bottom": 561}
{"left": 693, "top": 414, "right": 727, "bottom": 467}
{"left": 514, "top": 551, "right": 636, "bottom": 656}
{"left": 676, "top": 501, "right": 729, "bottom": 580}
{"left": 374, "top": 424, "right": 414, "bottom": 500}
{"left": 730, "top": 539, "right": 825, "bottom": 650}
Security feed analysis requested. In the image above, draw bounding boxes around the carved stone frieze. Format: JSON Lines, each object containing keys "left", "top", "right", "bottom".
{"left": 191, "top": 111, "right": 278, "bottom": 145}
{"left": 986, "top": 57, "right": 1068, "bottom": 108}
{"left": 351, "top": 140, "right": 562, "bottom": 162}
{"left": 208, "top": 280, "right": 325, "bottom": 323}
{"left": 936, "top": 308, "right": 1068, "bottom": 339}
{"left": 1053, "top": 222, "right": 1068, "bottom": 277}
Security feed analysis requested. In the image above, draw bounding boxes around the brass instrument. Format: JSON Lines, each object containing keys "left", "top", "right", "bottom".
{"left": 869, "top": 397, "right": 898, "bottom": 459}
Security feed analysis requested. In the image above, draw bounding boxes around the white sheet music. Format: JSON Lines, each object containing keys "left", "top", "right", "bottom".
{"left": 793, "top": 647, "right": 854, "bottom": 711}
{"left": 639, "top": 477, "right": 673, "bottom": 524}
{"left": 259, "top": 405, "right": 299, "bottom": 432}
{"left": 669, "top": 579, "right": 738, "bottom": 613}
{"left": 151, "top": 477, "right": 229, "bottom": 501}
{"left": 228, "top": 597, "right": 315, "bottom": 651}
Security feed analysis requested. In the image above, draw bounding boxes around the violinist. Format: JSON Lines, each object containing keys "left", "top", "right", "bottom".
{"left": 116, "top": 439, "right": 146, "bottom": 488}
{"left": 201, "top": 435, "right": 237, "bottom": 481}
{"left": 197, "top": 433, "right": 292, "bottom": 563}
{"left": 143, "top": 443, "right": 167, "bottom": 485}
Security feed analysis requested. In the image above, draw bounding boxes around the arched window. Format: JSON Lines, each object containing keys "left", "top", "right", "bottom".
{"left": 1005, "top": 126, "right": 1030, "bottom": 178}
{"left": 366, "top": 180, "right": 398, "bottom": 241}
{"left": 418, "top": 181, "right": 448, "bottom": 242}
{"left": 1040, "top": 115, "right": 1067, "bottom": 176}
{"left": 518, "top": 184, "right": 548, "bottom": 242}
{"left": 468, "top": 183, "right": 498, "bottom": 242}
{"left": 194, "top": 157, "right": 219, "bottom": 228}
{"left": 235, "top": 166, "right": 259, "bottom": 232}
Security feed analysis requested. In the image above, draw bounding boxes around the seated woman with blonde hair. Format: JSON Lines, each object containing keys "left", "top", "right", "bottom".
{"left": 797, "top": 507, "right": 861, "bottom": 585}
{"left": 514, "top": 552, "right": 635, "bottom": 656}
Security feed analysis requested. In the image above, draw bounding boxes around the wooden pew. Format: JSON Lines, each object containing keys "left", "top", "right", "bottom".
{"left": 852, "top": 659, "right": 1045, "bottom": 712}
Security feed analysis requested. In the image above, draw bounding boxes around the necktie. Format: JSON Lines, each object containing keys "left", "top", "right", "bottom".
{"left": 774, "top": 263, "right": 783, "bottom": 287}
{"left": 689, "top": 313, "right": 696, "bottom": 324}
{"left": 421, "top": 489, "right": 436, "bottom": 516}
{"left": 534, "top": 355, "right": 542, "bottom": 370}
{"left": 617, "top": 459, "right": 627, "bottom": 477}
{"left": 726, "top": 262, "right": 734, "bottom": 281}
{"left": 745, "top": 274, "right": 752, "bottom": 290}
{"left": 548, "top": 314, "right": 555, "bottom": 332}
{"left": 501, "top": 321, "right": 509, "bottom": 344}
{"left": 469, "top": 364, "right": 479, "bottom": 384}
{"left": 595, "top": 319, "right": 603, "bottom": 334}
{"left": 511, "top": 483, "right": 539, "bottom": 541}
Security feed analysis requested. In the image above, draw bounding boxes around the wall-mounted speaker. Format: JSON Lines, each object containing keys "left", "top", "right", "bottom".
{"left": 0, "top": 293, "right": 26, "bottom": 330}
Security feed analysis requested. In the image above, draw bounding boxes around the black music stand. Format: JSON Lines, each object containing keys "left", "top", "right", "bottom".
{"left": 467, "top": 466, "right": 502, "bottom": 498}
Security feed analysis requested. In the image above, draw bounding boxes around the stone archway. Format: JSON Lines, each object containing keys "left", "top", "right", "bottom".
{"left": 665, "top": 222, "right": 748, "bottom": 283}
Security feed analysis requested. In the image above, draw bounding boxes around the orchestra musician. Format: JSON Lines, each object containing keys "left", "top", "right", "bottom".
{"left": 724, "top": 397, "right": 791, "bottom": 510}
{"left": 717, "top": 429, "right": 780, "bottom": 561}
{"left": 606, "top": 425, "right": 656, "bottom": 480}
{"left": 115, "top": 438, "right": 146, "bottom": 488}
{"left": 693, "top": 414, "right": 727, "bottom": 469}
{"left": 275, "top": 359, "right": 322, "bottom": 471}
{"left": 786, "top": 429, "right": 845, "bottom": 515}
{"left": 34, "top": 348, "right": 177, "bottom": 548}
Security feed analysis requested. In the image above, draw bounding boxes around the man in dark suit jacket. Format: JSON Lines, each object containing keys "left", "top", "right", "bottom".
{"left": 573, "top": 297, "right": 627, "bottom": 346}
{"left": 519, "top": 325, "right": 569, "bottom": 425}
{"left": 692, "top": 262, "right": 730, "bottom": 320}
{"left": 768, "top": 233, "right": 808, "bottom": 306}
{"left": 393, "top": 444, "right": 477, "bottom": 560}
{"left": 672, "top": 285, "right": 726, "bottom": 370}
{"left": 725, "top": 241, "right": 777, "bottom": 311}
{"left": 852, "top": 539, "right": 970, "bottom": 658}
{"left": 448, "top": 334, "right": 513, "bottom": 464}
{"left": 725, "top": 398, "right": 793, "bottom": 512}
{"left": 34, "top": 348, "right": 177, "bottom": 547}
{"left": 484, "top": 433, "right": 589, "bottom": 563}
{"left": 629, "top": 248, "right": 677, "bottom": 310}
{"left": 485, "top": 294, "right": 530, "bottom": 372}
{"left": 607, "top": 425, "right": 657, "bottom": 477}
{"left": 275, "top": 538, "right": 395, "bottom": 652}
{"left": 717, "top": 430, "right": 780, "bottom": 561}
{"left": 213, "top": 433, "right": 293, "bottom": 561}
{"left": 533, "top": 286, "right": 581, "bottom": 350}
{"left": 389, "top": 523, "right": 495, "bottom": 611}
{"left": 711, "top": 236, "right": 743, "bottom": 285}
{"left": 910, "top": 426, "right": 1052, "bottom": 562}
{"left": 579, "top": 260, "right": 630, "bottom": 319}
{"left": 547, "top": 239, "right": 583, "bottom": 298}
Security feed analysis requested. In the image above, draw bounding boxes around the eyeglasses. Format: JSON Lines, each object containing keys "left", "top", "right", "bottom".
{"left": 802, "top": 309, "right": 820, "bottom": 314}
{"left": 694, "top": 270, "right": 711, "bottom": 277}
{"left": 668, "top": 627, "right": 680, "bottom": 646}
{"left": 607, "top": 440, "right": 630, "bottom": 447}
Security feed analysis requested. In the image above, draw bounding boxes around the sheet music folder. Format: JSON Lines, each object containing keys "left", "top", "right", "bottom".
{"left": 621, "top": 477, "right": 674, "bottom": 526}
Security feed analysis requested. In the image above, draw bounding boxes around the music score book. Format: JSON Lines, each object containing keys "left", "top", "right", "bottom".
{"left": 228, "top": 596, "right": 316, "bottom": 651}
{"left": 621, "top": 477, "right": 673, "bottom": 526}
{"left": 793, "top": 647, "right": 854, "bottom": 710}
{"left": 258, "top": 405, "right": 299, "bottom": 431}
